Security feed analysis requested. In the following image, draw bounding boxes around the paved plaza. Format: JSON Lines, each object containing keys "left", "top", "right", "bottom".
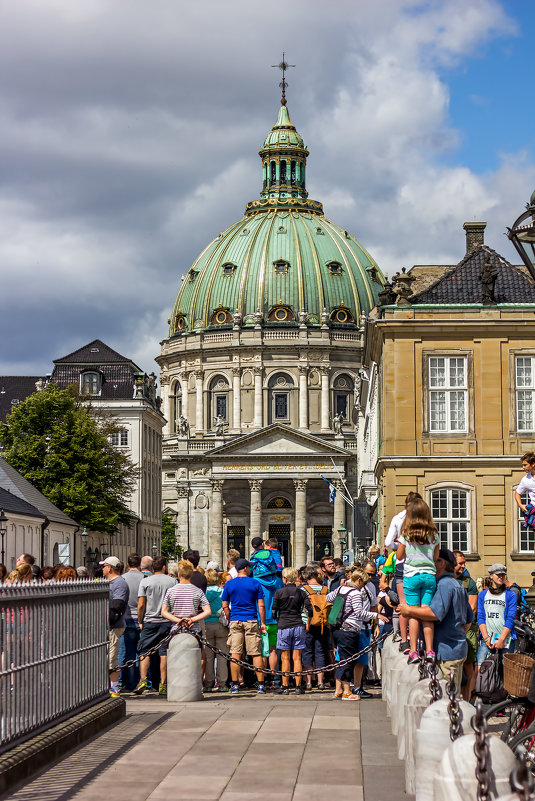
{"left": 1, "top": 693, "right": 410, "bottom": 801}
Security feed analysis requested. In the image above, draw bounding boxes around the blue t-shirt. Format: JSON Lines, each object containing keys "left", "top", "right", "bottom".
{"left": 429, "top": 573, "right": 474, "bottom": 661}
{"left": 221, "top": 576, "right": 265, "bottom": 621}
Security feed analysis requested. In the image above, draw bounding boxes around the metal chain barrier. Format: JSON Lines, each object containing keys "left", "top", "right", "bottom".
{"left": 510, "top": 745, "right": 535, "bottom": 801}
{"left": 112, "top": 624, "right": 393, "bottom": 678}
{"left": 428, "top": 654, "right": 442, "bottom": 702}
{"left": 417, "top": 643, "right": 428, "bottom": 681}
{"left": 446, "top": 668, "right": 461, "bottom": 741}
{"left": 472, "top": 697, "right": 491, "bottom": 801}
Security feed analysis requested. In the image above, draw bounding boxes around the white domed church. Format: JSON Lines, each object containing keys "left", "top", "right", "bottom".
{"left": 157, "top": 86, "right": 385, "bottom": 566}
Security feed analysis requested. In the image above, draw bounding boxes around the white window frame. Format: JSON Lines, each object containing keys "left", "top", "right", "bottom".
{"left": 430, "top": 487, "right": 471, "bottom": 552}
{"left": 428, "top": 356, "right": 468, "bottom": 433}
{"left": 516, "top": 491, "right": 535, "bottom": 553}
{"left": 111, "top": 428, "right": 129, "bottom": 447}
{"left": 515, "top": 355, "right": 535, "bottom": 432}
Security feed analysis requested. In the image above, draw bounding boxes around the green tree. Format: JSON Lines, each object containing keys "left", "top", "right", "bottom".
{"left": 161, "top": 511, "right": 181, "bottom": 559}
{"left": 0, "top": 383, "right": 137, "bottom": 533}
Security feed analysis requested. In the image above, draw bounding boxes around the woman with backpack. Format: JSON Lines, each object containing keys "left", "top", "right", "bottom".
{"left": 300, "top": 565, "right": 331, "bottom": 690}
{"left": 327, "top": 566, "right": 389, "bottom": 700}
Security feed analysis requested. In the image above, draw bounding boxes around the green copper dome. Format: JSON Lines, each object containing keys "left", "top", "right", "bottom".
{"left": 169, "top": 103, "right": 384, "bottom": 335}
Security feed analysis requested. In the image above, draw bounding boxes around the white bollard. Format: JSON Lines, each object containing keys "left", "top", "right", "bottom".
{"left": 404, "top": 678, "right": 448, "bottom": 794}
{"left": 395, "top": 661, "right": 421, "bottom": 743}
{"left": 381, "top": 638, "right": 397, "bottom": 709}
{"left": 415, "top": 698, "right": 475, "bottom": 801}
{"left": 434, "top": 733, "right": 517, "bottom": 801}
{"left": 390, "top": 652, "right": 409, "bottom": 731}
{"left": 167, "top": 632, "right": 203, "bottom": 702}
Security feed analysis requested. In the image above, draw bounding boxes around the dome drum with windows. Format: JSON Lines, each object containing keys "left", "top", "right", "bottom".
{"left": 169, "top": 100, "right": 385, "bottom": 335}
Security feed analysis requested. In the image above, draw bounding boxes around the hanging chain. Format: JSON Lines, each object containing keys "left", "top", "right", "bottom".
{"left": 418, "top": 643, "right": 428, "bottom": 681}
{"left": 112, "top": 624, "right": 393, "bottom": 677}
{"left": 472, "top": 698, "right": 491, "bottom": 801}
{"left": 447, "top": 669, "right": 461, "bottom": 741}
{"left": 428, "top": 654, "right": 441, "bottom": 702}
{"left": 510, "top": 745, "right": 535, "bottom": 801}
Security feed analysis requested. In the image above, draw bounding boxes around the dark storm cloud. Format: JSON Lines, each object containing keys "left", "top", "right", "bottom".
{"left": 0, "top": 0, "right": 530, "bottom": 375}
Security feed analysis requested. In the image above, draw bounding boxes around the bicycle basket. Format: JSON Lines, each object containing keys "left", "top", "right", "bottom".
{"left": 503, "top": 652, "right": 535, "bottom": 697}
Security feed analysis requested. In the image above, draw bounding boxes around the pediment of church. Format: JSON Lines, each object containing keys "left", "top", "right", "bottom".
{"left": 207, "top": 424, "right": 350, "bottom": 458}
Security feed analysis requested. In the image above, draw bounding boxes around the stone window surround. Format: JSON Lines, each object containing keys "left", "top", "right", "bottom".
{"left": 425, "top": 479, "right": 475, "bottom": 556}
{"left": 509, "top": 349, "right": 535, "bottom": 435}
{"left": 421, "top": 349, "right": 474, "bottom": 438}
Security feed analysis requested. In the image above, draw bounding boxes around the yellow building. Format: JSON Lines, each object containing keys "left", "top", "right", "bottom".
{"left": 363, "top": 222, "right": 535, "bottom": 584}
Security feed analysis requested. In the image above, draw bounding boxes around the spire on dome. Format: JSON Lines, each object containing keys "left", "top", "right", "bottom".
{"left": 272, "top": 53, "right": 295, "bottom": 106}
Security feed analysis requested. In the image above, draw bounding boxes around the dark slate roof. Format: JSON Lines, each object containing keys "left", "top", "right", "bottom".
{"left": 0, "top": 486, "right": 43, "bottom": 519}
{"left": 0, "top": 457, "right": 78, "bottom": 528}
{"left": 52, "top": 363, "right": 136, "bottom": 401}
{"left": 54, "top": 339, "right": 138, "bottom": 367}
{"left": 0, "top": 377, "right": 42, "bottom": 423}
{"left": 411, "top": 245, "right": 535, "bottom": 305}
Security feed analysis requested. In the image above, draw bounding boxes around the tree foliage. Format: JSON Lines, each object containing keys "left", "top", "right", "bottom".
{"left": 0, "top": 383, "right": 137, "bottom": 533}
{"left": 161, "top": 511, "right": 181, "bottom": 559}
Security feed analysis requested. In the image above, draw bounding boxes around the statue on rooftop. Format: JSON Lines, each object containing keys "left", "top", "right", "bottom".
{"left": 479, "top": 253, "right": 498, "bottom": 305}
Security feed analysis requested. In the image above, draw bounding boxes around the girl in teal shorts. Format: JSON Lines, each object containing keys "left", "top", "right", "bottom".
{"left": 396, "top": 498, "right": 440, "bottom": 663}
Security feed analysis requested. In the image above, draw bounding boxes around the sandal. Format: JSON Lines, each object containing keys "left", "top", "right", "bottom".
{"left": 332, "top": 691, "right": 343, "bottom": 699}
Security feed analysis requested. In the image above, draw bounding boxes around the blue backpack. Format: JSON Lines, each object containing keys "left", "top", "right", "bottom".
{"left": 250, "top": 548, "right": 279, "bottom": 578}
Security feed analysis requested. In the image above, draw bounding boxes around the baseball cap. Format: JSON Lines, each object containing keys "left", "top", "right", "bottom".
{"left": 438, "top": 548, "right": 456, "bottom": 566}
{"left": 251, "top": 537, "right": 263, "bottom": 549}
{"left": 99, "top": 556, "right": 121, "bottom": 567}
{"left": 235, "top": 558, "right": 251, "bottom": 572}
{"left": 206, "top": 560, "right": 221, "bottom": 571}
{"left": 488, "top": 563, "right": 507, "bottom": 575}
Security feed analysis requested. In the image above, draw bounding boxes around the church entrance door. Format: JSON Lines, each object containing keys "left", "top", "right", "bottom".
{"left": 269, "top": 524, "right": 291, "bottom": 567}
{"left": 314, "top": 526, "right": 333, "bottom": 560}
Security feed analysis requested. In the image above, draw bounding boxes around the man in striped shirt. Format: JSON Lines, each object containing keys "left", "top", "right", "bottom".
{"left": 161, "top": 559, "right": 211, "bottom": 634}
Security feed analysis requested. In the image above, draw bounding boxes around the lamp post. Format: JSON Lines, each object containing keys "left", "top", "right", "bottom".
{"left": 152, "top": 541, "right": 158, "bottom": 558}
{"left": 324, "top": 543, "right": 330, "bottom": 556}
{"left": 0, "top": 508, "right": 8, "bottom": 566}
{"left": 81, "top": 526, "right": 88, "bottom": 567}
{"left": 507, "top": 190, "right": 535, "bottom": 281}
{"left": 337, "top": 522, "right": 347, "bottom": 560}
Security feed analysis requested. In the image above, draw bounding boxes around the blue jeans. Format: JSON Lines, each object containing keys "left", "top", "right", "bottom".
{"left": 119, "top": 618, "right": 141, "bottom": 691}
{"left": 476, "top": 639, "right": 515, "bottom": 666}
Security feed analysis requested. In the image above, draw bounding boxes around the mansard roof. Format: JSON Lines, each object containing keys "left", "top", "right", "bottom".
{"left": 411, "top": 245, "right": 535, "bottom": 305}
{"left": 54, "top": 339, "right": 138, "bottom": 367}
{"left": 0, "top": 377, "right": 42, "bottom": 423}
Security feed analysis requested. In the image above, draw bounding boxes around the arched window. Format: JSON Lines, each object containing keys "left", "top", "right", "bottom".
{"left": 267, "top": 304, "right": 295, "bottom": 322}
{"left": 291, "top": 160, "right": 296, "bottom": 184}
{"left": 327, "top": 261, "right": 342, "bottom": 275}
{"left": 268, "top": 373, "right": 294, "bottom": 422}
{"left": 280, "top": 160, "right": 287, "bottom": 183}
{"left": 333, "top": 374, "right": 354, "bottom": 421}
{"left": 210, "top": 305, "right": 232, "bottom": 325}
{"left": 430, "top": 488, "right": 470, "bottom": 552}
{"left": 267, "top": 496, "right": 292, "bottom": 509}
{"left": 271, "top": 161, "right": 277, "bottom": 184}
{"left": 80, "top": 371, "right": 101, "bottom": 396}
{"left": 170, "top": 381, "right": 181, "bottom": 433}
{"left": 330, "top": 304, "right": 355, "bottom": 324}
{"left": 209, "top": 375, "right": 230, "bottom": 426}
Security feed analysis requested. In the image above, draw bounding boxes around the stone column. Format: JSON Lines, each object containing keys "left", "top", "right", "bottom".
{"left": 249, "top": 479, "right": 263, "bottom": 540}
{"left": 232, "top": 367, "right": 241, "bottom": 432}
{"left": 181, "top": 371, "right": 189, "bottom": 426}
{"left": 210, "top": 480, "right": 224, "bottom": 565}
{"left": 298, "top": 365, "right": 308, "bottom": 430}
{"left": 195, "top": 370, "right": 203, "bottom": 433}
{"left": 176, "top": 485, "right": 190, "bottom": 552}
{"left": 321, "top": 365, "right": 330, "bottom": 432}
{"left": 253, "top": 367, "right": 263, "bottom": 428}
{"left": 333, "top": 480, "right": 346, "bottom": 559}
{"left": 160, "top": 376, "right": 170, "bottom": 437}
{"left": 293, "top": 479, "right": 308, "bottom": 566}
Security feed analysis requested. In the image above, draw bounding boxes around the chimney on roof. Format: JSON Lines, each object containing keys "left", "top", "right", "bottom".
{"left": 463, "top": 221, "right": 486, "bottom": 256}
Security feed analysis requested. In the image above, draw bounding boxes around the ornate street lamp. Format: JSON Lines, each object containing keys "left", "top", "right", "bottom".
{"left": 324, "top": 543, "right": 330, "bottom": 556}
{"left": 0, "top": 508, "right": 8, "bottom": 566}
{"left": 507, "top": 190, "right": 535, "bottom": 281}
{"left": 152, "top": 541, "right": 158, "bottom": 558}
{"left": 337, "top": 522, "right": 348, "bottom": 554}
{"left": 81, "top": 526, "right": 88, "bottom": 566}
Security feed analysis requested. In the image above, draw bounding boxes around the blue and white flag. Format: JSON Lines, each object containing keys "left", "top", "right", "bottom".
{"left": 321, "top": 475, "right": 336, "bottom": 504}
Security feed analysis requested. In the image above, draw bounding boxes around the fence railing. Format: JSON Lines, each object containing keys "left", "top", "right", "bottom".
{"left": 0, "top": 579, "right": 110, "bottom": 755}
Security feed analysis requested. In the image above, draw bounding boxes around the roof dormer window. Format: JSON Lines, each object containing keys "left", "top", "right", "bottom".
{"left": 210, "top": 305, "right": 232, "bottom": 325}
{"left": 80, "top": 371, "right": 101, "bottom": 396}
{"left": 327, "top": 261, "right": 342, "bottom": 275}
{"left": 222, "top": 262, "right": 237, "bottom": 276}
{"left": 274, "top": 259, "right": 289, "bottom": 274}
{"left": 188, "top": 269, "right": 199, "bottom": 282}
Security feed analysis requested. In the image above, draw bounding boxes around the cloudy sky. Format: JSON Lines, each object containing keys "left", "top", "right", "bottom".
{"left": 1, "top": 0, "right": 534, "bottom": 376}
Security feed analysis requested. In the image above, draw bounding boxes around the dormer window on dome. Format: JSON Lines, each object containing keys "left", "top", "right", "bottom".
{"left": 330, "top": 304, "right": 355, "bottom": 324}
{"left": 174, "top": 313, "right": 186, "bottom": 332}
{"left": 210, "top": 305, "right": 232, "bottom": 325}
{"left": 222, "top": 262, "right": 237, "bottom": 276}
{"left": 188, "top": 269, "right": 199, "bottom": 282}
{"left": 274, "top": 259, "right": 289, "bottom": 274}
{"left": 327, "top": 261, "right": 342, "bottom": 275}
{"left": 267, "top": 304, "right": 295, "bottom": 322}
{"left": 277, "top": 225, "right": 286, "bottom": 234}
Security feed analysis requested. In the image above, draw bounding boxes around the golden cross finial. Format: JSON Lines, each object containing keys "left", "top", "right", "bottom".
{"left": 272, "top": 53, "right": 295, "bottom": 106}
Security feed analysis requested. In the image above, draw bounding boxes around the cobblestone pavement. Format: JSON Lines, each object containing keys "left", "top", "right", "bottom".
{"left": 1, "top": 691, "right": 413, "bottom": 801}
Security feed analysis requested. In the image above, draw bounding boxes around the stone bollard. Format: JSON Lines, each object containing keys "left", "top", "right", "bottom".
{"left": 433, "top": 733, "right": 516, "bottom": 801}
{"left": 167, "top": 631, "right": 203, "bottom": 701}
{"left": 415, "top": 698, "right": 475, "bottom": 801}
{"left": 381, "top": 637, "right": 397, "bottom": 710}
{"left": 389, "top": 652, "right": 409, "bottom": 730}
{"left": 395, "top": 661, "right": 421, "bottom": 742}
{"left": 404, "top": 678, "right": 447, "bottom": 794}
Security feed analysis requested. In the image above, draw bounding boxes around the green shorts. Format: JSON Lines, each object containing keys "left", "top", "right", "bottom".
{"left": 266, "top": 623, "right": 278, "bottom": 648}
{"left": 466, "top": 623, "right": 478, "bottom": 664}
